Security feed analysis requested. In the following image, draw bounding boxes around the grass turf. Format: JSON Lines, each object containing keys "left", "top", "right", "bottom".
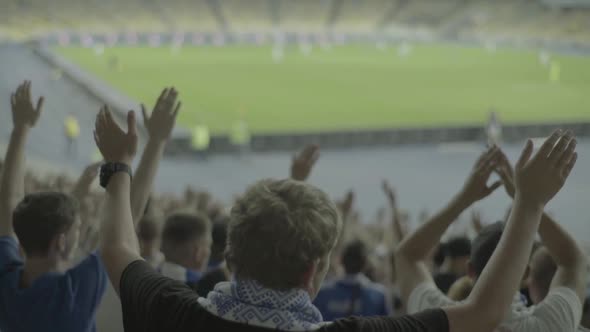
{"left": 58, "top": 44, "right": 590, "bottom": 134}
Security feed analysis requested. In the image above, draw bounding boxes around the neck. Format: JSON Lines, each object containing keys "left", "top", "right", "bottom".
{"left": 166, "top": 255, "right": 200, "bottom": 272}
{"left": 21, "top": 256, "right": 66, "bottom": 287}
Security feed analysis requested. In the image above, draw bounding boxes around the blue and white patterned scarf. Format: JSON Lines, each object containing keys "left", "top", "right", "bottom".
{"left": 198, "top": 279, "right": 326, "bottom": 331}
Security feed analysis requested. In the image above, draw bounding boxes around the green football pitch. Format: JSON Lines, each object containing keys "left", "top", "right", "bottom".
{"left": 58, "top": 44, "right": 590, "bottom": 134}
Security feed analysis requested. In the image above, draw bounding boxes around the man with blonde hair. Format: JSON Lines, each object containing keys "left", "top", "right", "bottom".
{"left": 94, "top": 105, "right": 579, "bottom": 332}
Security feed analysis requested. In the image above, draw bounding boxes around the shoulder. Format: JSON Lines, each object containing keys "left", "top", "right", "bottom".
{"left": 65, "top": 252, "right": 107, "bottom": 286}
{"left": 0, "top": 236, "right": 23, "bottom": 268}
{"left": 505, "top": 287, "right": 583, "bottom": 332}
{"left": 322, "top": 309, "right": 449, "bottom": 332}
{"left": 121, "top": 260, "right": 198, "bottom": 302}
{"left": 407, "top": 282, "right": 456, "bottom": 314}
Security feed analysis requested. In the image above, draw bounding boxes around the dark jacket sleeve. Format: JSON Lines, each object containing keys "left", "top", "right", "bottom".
{"left": 321, "top": 309, "right": 449, "bottom": 332}
{"left": 119, "top": 260, "right": 201, "bottom": 332}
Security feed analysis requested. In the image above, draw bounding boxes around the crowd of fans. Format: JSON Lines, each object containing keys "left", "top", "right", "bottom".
{"left": 0, "top": 81, "right": 589, "bottom": 332}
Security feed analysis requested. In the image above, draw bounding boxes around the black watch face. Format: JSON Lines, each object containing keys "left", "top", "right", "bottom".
{"left": 100, "top": 163, "right": 131, "bottom": 188}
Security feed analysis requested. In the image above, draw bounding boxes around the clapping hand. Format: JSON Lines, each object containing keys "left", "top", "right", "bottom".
{"left": 80, "top": 161, "right": 102, "bottom": 182}
{"left": 514, "top": 129, "right": 577, "bottom": 207}
{"left": 94, "top": 106, "right": 138, "bottom": 166}
{"left": 290, "top": 144, "right": 320, "bottom": 181}
{"left": 458, "top": 146, "right": 503, "bottom": 206}
{"left": 10, "top": 81, "right": 44, "bottom": 130}
{"left": 141, "top": 87, "right": 181, "bottom": 142}
{"left": 495, "top": 149, "right": 516, "bottom": 199}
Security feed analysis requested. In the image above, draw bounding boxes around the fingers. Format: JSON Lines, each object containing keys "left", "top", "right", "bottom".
{"left": 95, "top": 106, "right": 107, "bottom": 137}
{"left": 548, "top": 130, "right": 574, "bottom": 165}
{"left": 299, "top": 144, "right": 319, "bottom": 164}
{"left": 496, "top": 166, "right": 513, "bottom": 186}
{"left": 475, "top": 146, "right": 495, "bottom": 169}
{"left": 34, "top": 97, "right": 44, "bottom": 124}
{"left": 35, "top": 97, "right": 44, "bottom": 113}
{"left": 476, "top": 147, "right": 500, "bottom": 175}
{"left": 24, "top": 81, "right": 31, "bottom": 102}
{"left": 157, "top": 88, "right": 169, "bottom": 106}
{"left": 538, "top": 129, "right": 562, "bottom": 157}
{"left": 165, "top": 88, "right": 178, "bottom": 114}
{"left": 485, "top": 180, "right": 503, "bottom": 195}
{"left": 555, "top": 137, "right": 576, "bottom": 167}
{"left": 516, "top": 139, "right": 534, "bottom": 170}
{"left": 127, "top": 110, "right": 137, "bottom": 136}
{"left": 156, "top": 87, "right": 178, "bottom": 112}
{"left": 141, "top": 104, "right": 149, "bottom": 123}
{"left": 172, "top": 101, "right": 181, "bottom": 118}
{"left": 562, "top": 152, "right": 577, "bottom": 179}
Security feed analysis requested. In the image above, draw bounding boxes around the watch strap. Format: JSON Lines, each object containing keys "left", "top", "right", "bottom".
{"left": 100, "top": 162, "right": 132, "bottom": 188}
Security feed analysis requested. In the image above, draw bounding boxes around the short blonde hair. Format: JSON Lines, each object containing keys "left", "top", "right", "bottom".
{"left": 226, "top": 179, "right": 341, "bottom": 290}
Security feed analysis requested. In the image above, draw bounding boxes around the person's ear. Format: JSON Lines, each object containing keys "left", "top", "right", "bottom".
{"left": 49, "top": 233, "right": 67, "bottom": 257}
{"left": 192, "top": 246, "right": 202, "bottom": 267}
{"left": 302, "top": 260, "right": 319, "bottom": 294}
{"left": 521, "top": 266, "right": 530, "bottom": 286}
{"left": 466, "top": 260, "right": 477, "bottom": 279}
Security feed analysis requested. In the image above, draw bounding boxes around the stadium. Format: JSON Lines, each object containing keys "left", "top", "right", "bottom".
{"left": 0, "top": 1, "right": 589, "bottom": 331}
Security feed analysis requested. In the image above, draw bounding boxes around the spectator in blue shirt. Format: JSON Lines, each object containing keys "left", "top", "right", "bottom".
{"left": 0, "top": 82, "right": 107, "bottom": 332}
{"left": 314, "top": 240, "right": 392, "bottom": 321}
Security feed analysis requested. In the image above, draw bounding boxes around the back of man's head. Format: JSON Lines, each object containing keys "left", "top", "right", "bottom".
{"left": 470, "top": 221, "right": 504, "bottom": 276}
{"left": 13, "top": 192, "right": 78, "bottom": 257}
{"left": 528, "top": 246, "right": 557, "bottom": 304}
{"left": 341, "top": 240, "right": 368, "bottom": 275}
{"left": 137, "top": 215, "right": 161, "bottom": 243}
{"left": 226, "top": 179, "right": 341, "bottom": 291}
{"left": 162, "top": 212, "right": 211, "bottom": 269}
{"left": 446, "top": 237, "right": 472, "bottom": 259}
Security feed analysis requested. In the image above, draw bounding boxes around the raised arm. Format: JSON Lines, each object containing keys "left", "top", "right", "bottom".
{"left": 130, "top": 88, "right": 180, "bottom": 224}
{"left": 445, "top": 130, "right": 578, "bottom": 332}
{"left": 395, "top": 147, "right": 501, "bottom": 302}
{"left": 95, "top": 106, "right": 141, "bottom": 293}
{"left": 382, "top": 180, "right": 406, "bottom": 245}
{"left": 495, "top": 140, "right": 587, "bottom": 303}
{"left": 71, "top": 162, "right": 101, "bottom": 255}
{"left": 71, "top": 162, "right": 101, "bottom": 200}
{"left": 290, "top": 144, "right": 319, "bottom": 181}
{"left": 0, "top": 81, "right": 43, "bottom": 237}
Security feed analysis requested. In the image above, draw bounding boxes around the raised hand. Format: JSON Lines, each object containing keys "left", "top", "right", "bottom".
{"left": 290, "top": 144, "right": 320, "bottom": 181}
{"left": 495, "top": 149, "right": 516, "bottom": 199}
{"left": 381, "top": 180, "right": 397, "bottom": 209}
{"left": 457, "top": 147, "right": 503, "bottom": 205}
{"left": 141, "top": 87, "right": 181, "bottom": 142}
{"left": 94, "top": 106, "right": 138, "bottom": 165}
{"left": 514, "top": 129, "right": 577, "bottom": 206}
{"left": 470, "top": 210, "right": 484, "bottom": 234}
{"left": 10, "top": 81, "right": 44, "bottom": 129}
{"left": 72, "top": 161, "right": 102, "bottom": 198}
{"left": 80, "top": 161, "right": 102, "bottom": 182}
{"left": 337, "top": 190, "right": 355, "bottom": 220}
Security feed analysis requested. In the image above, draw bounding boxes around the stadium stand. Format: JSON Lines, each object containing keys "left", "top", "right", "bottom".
{"left": 278, "top": 0, "right": 333, "bottom": 32}
{"left": 220, "top": 0, "right": 272, "bottom": 32}
{"left": 332, "top": 0, "right": 393, "bottom": 31}
{"left": 1, "top": 0, "right": 590, "bottom": 46}
{"left": 0, "top": 43, "right": 142, "bottom": 170}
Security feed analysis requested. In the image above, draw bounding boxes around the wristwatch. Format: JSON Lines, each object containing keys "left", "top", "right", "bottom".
{"left": 100, "top": 162, "right": 132, "bottom": 188}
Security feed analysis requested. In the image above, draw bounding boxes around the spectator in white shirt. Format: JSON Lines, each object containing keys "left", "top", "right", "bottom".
{"left": 396, "top": 140, "right": 587, "bottom": 332}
